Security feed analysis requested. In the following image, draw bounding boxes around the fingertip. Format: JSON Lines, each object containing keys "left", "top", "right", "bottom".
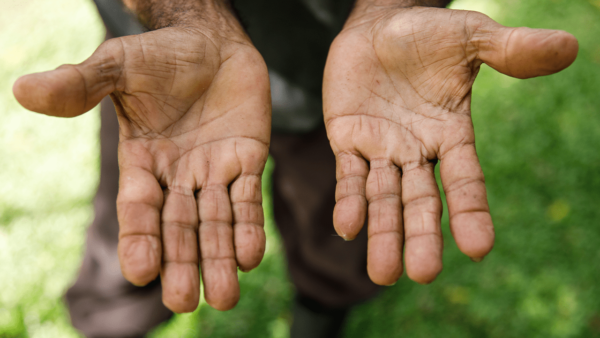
{"left": 12, "top": 43, "right": 121, "bottom": 116}
{"left": 506, "top": 28, "right": 580, "bottom": 79}
{"left": 12, "top": 75, "right": 28, "bottom": 107}
{"left": 368, "top": 264, "right": 403, "bottom": 286}
{"left": 470, "top": 256, "right": 484, "bottom": 263}
{"left": 204, "top": 282, "right": 240, "bottom": 311}
{"left": 367, "top": 266, "right": 403, "bottom": 286}
{"left": 201, "top": 259, "right": 240, "bottom": 311}
{"left": 236, "top": 254, "right": 264, "bottom": 272}
{"left": 451, "top": 212, "right": 495, "bottom": 258}
{"left": 234, "top": 223, "right": 266, "bottom": 272}
{"left": 207, "top": 293, "right": 240, "bottom": 311}
{"left": 549, "top": 30, "right": 579, "bottom": 73}
{"left": 520, "top": 29, "right": 579, "bottom": 78}
{"left": 406, "top": 261, "right": 443, "bottom": 285}
{"left": 334, "top": 226, "right": 355, "bottom": 241}
{"left": 13, "top": 73, "right": 53, "bottom": 115}
{"left": 161, "top": 263, "right": 200, "bottom": 314}
{"left": 367, "top": 233, "right": 403, "bottom": 286}
{"left": 118, "top": 236, "right": 161, "bottom": 286}
{"left": 477, "top": 26, "right": 580, "bottom": 79}
{"left": 404, "top": 239, "right": 443, "bottom": 285}
{"left": 411, "top": 277, "right": 435, "bottom": 285}
{"left": 461, "top": 241, "right": 494, "bottom": 260}
{"left": 333, "top": 196, "right": 367, "bottom": 240}
{"left": 13, "top": 66, "right": 92, "bottom": 117}
{"left": 163, "top": 299, "right": 199, "bottom": 314}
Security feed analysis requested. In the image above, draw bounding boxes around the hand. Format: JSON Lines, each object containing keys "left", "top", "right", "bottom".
{"left": 13, "top": 15, "right": 271, "bottom": 312}
{"left": 323, "top": 5, "right": 578, "bottom": 285}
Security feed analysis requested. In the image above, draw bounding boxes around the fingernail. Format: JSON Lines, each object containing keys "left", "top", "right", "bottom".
{"left": 471, "top": 257, "right": 484, "bottom": 263}
{"left": 337, "top": 232, "right": 349, "bottom": 241}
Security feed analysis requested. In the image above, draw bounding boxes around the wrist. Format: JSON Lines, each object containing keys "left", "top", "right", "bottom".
{"left": 344, "top": 0, "right": 451, "bottom": 29}
{"left": 123, "top": 0, "right": 250, "bottom": 48}
{"left": 124, "top": 0, "right": 242, "bottom": 33}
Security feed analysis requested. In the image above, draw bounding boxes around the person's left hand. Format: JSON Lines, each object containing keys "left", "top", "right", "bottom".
{"left": 323, "top": 5, "right": 578, "bottom": 285}
{"left": 13, "top": 19, "right": 271, "bottom": 312}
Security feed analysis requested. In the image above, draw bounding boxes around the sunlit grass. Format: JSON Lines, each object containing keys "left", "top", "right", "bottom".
{"left": 1, "top": 1, "right": 103, "bottom": 337}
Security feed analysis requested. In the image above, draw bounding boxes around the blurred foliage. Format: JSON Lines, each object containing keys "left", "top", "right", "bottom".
{"left": 0, "top": 0, "right": 103, "bottom": 337}
{"left": 0, "top": 0, "right": 599, "bottom": 337}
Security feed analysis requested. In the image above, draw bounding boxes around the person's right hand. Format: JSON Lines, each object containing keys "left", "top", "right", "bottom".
{"left": 323, "top": 4, "right": 578, "bottom": 286}
{"left": 13, "top": 9, "right": 271, "bottom": 313}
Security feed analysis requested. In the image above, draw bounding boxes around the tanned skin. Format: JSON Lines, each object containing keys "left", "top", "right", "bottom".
{"left": 13, "top": 0, "right": 578, "bottom": 314}
{"left": 324, "top": 0, "right": 578, "bottom": 285}
{"left": 14, "top": 0, "right": 271, "bottom": 313}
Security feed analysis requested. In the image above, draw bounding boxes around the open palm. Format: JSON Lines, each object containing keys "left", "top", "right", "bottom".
{"left": 324, "top": 7, "right": 578, "bottom": 285}
{"left": 14, "top": 26, "right": 271, "bottom": 312}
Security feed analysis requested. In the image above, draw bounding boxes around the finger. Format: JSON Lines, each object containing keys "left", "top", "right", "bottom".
{"left": 440, "top": 142, "right": 494, "bottom": 260}
{"left": 160, "top": 187, "right": 200, "bottom": 313}
{"left": 401, "top": 162, "right": 443, "bottom": 284}
{"left": 116, "top": 156, "right": 163, "bottom": 286}
{"left": 333, "top": 152, "right": 369, "bottom": 240}
{"left": 365, "top": 159, "right": 403, "bottom": 286}
{"left": 198, "top": 185, "right": 239, "bottom": 311}
{"left": 13, "top": 38, "right": 123, "bottom": 117}
{"left": 468, "top": 12, "right": 579, "bottom": 79}
{"left": 230, "top": 174, "right": 265, "bottom": 272}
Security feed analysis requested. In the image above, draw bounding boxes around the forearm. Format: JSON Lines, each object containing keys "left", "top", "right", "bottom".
{"left": 120, "top": 0, "right": 237, "bottom": 30}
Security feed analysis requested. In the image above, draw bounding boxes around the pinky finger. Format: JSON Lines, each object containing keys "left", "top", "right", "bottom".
{"left": 230, "top": 174, "right": 266, "bottom": 272}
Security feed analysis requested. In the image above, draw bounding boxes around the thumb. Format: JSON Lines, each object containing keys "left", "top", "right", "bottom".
{"left": 13, "top": 39, "right": 123, "bottom": 117}
{"left": 469, "top": 13, "right": 579, "bottom": 79}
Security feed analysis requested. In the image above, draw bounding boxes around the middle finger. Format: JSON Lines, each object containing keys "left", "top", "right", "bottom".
{"left": 198, "top": 184, "right": 239, "bottom": 311}
{"left": 401, "top": 161, "right": 443, "bottom": 284}
{"left": 366, "top": 159, "right": 403, "bottom": 285}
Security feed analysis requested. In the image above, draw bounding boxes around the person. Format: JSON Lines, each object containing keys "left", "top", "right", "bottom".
{"left": 12, "top": 0, "right": 578, "bottom": 337}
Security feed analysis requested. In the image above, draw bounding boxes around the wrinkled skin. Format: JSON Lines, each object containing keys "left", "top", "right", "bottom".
{"left": 324, "top": 6, "right": 578, "bottom": 286}
{"left": 13, "top": 25, "right": 271, "bottom": 312}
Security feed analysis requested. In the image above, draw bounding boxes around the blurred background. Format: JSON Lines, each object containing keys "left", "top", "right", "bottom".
{"left": 1, "top": 0, "right": 599, "bottom": 337}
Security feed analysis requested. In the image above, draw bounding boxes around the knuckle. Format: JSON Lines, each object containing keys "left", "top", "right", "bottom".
{"left": 444, "top": 176, "right": 485, "bottom": 194}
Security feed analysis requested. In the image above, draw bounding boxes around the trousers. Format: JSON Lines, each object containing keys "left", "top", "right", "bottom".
{"left": 64, "top": 76, "right": 380, "bottom": 338}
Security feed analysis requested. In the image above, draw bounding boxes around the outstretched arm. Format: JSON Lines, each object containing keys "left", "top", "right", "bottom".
{"left": 14, "top": 0, "right": 271, "bottom": 313}
{"left": 324, "top": 0, "right": 577, "bottom": 285}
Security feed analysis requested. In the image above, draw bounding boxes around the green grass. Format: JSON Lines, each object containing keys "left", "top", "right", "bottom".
{"left": 1, "top": 0, "right": 599, "bottom": 337}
